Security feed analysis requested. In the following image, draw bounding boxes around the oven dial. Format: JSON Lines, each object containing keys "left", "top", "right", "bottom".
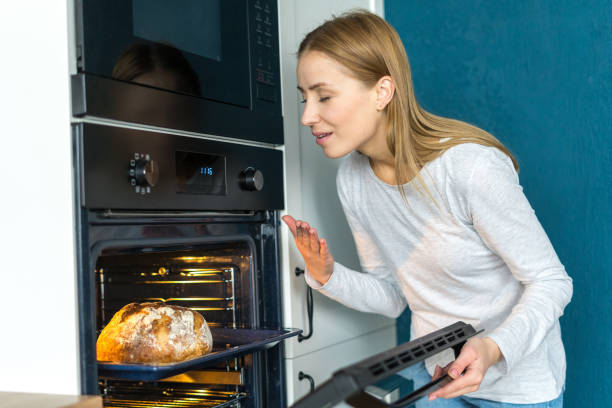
{"left": 130, "top": 158, "right": 159, "bottom": 189}
{"left": 239, "top": 168, "right": 264, "bottom": 191}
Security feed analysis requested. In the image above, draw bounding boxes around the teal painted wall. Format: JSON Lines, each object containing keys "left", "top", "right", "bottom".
{"left": 385, "top": 1, "right": 612, "bottom": 405}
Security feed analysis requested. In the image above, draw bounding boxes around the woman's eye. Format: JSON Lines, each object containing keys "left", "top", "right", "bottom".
{"left": 299, "top": 96, "right": 330, "bottom": 103}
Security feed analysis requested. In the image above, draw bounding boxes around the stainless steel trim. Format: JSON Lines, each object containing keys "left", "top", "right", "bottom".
{"left": 71, "top": 115, "right": 283, "bottom": 150}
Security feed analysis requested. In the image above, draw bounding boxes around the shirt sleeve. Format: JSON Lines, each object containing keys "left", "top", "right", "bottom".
{"left": 463, "top": 148, "right": 573, "bottom": 374}
{"left": 304, "top": 168, "right": 407, "bottom": 319}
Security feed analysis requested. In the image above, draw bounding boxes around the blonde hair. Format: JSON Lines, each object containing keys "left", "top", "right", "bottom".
{"left": 298, "top": 10, "right": 518, "bottom": 202}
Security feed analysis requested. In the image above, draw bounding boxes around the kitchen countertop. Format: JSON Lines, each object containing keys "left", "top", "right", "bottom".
{"left": 0, "top": 392, "right": 102, "bottom": 408}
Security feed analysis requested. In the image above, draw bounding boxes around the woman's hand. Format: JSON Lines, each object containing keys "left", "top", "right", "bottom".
{"left": 428, "top": 337, "right": 502, "bottom": 401}
{"left": 282, "top": 215, "right": 334, "bottom": 285}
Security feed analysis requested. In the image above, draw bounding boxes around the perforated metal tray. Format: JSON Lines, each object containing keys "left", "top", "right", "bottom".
{"left": 97, "top": 327, "right": 301, "bottom": 381}
{"left": 290, "top": 321, "right": 482, "bottom": 408}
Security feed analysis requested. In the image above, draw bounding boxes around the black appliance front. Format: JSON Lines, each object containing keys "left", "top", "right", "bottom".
{"left": 75, "top": 122, "right": 283, "bottom": 211}
{"left": 73, "top": 123, "right": 289, "bottom": 408}
{"left": 73, "top": 0, "right": 282, "bottom": 144}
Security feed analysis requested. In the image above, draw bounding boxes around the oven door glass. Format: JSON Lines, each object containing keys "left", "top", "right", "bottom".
{"left": 79, "top": 0, "right": 250, "bottom": 107}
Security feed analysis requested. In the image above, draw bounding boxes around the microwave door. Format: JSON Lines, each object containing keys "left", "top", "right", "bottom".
{"left": 78, "top": 0, "right": 250, "bottom": 107}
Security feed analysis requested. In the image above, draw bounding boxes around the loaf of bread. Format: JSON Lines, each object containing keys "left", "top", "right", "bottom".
{"left": 96, "top": 302, "right": 213, "bottom": 363}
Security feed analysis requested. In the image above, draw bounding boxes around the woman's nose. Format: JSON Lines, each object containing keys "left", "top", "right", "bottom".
{"left": 301, "top": 101, "right": 319, "bottom": 127}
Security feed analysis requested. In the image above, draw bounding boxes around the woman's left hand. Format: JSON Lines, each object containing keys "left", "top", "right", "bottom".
{"left": 428, "top": 337, "right": 502, "bottom": 401}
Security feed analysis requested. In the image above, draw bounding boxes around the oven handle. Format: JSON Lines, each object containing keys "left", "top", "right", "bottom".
{"left": 295, "top": 267, "right": 313, "bottom": 342}
{"left": 299, "top": 371, "right": 316, "bottom": 392}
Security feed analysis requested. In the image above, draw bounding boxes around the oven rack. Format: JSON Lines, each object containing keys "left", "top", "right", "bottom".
{"left": 102, "top": 389, "right": 246, "bottom": 408}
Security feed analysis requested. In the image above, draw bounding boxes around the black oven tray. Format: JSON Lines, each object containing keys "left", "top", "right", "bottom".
{"left": 290, "top": 321, "right": 482, "bottom": 408}
{"left": 97, "top": 327, "right": 301, "bottom": 381}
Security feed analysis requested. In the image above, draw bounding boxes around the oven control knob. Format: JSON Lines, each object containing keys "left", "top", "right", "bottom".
{"left": 134, "top": 159, "right": 159, "bottom": 187}
{"left": 239, "top": 168, "right": 264, "bottom": 191}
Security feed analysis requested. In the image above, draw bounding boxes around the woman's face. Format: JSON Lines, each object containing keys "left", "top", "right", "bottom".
{"left": 297, "top": 51, "right": 384, "bottom": 159}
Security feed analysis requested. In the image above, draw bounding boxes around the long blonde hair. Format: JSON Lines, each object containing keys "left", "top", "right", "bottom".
{"left": 298, "top": 10, "right": 518, "bottom": 202}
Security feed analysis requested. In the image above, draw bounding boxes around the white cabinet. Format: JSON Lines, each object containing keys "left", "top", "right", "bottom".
{"left": 278, "top": 0, "right": 396, "bottom": 405}
{"left": 285, "top": 326, "right": 396, "bottom": 405}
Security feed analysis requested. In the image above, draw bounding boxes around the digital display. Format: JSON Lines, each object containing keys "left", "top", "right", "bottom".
{"left": 176, "top": 151, "right": 226, "bottom": 195}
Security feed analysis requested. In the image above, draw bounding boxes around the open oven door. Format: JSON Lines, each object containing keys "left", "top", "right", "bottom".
{"left": 290, "top": 322, "right": 483, "bottom": 408}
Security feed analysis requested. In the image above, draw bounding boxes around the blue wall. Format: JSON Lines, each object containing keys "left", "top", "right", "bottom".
{"left": 386, "top": 1, "right": 612, "bottom": 405}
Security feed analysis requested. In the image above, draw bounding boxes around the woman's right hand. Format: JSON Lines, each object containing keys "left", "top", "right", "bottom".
{"left": 282, "top": 215, "right": 334, "bottom": 285}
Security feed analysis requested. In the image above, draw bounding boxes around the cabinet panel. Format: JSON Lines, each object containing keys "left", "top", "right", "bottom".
{"left": 284, "top": 325, "right": 397, "bottom": 406}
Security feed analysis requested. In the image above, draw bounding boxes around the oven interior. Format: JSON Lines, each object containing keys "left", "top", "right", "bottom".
{"left": 95, "top": 241, "right": 258, "bottom": 408}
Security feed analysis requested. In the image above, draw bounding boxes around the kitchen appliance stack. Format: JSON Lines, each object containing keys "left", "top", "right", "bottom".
{"left": 71, "top": 1, "right": 296, "bottom": 406}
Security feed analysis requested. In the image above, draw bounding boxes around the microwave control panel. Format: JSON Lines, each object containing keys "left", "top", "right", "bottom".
{"left": 250, "top": 0, "right": 280, "bottom": 104}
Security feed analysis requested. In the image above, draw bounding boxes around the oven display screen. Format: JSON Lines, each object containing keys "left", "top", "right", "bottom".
{"left": 176, "top": 151, "right": 227, "bottom": 195}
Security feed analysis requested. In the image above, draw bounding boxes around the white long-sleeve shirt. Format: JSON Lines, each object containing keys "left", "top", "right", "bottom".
{"left": 305, "top": 143, "right": 572, "bottom": 403}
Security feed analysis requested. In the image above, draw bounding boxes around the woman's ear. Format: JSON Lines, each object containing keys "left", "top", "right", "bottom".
{"left": 375, "top": 76, "right": 395, "bottom": 111}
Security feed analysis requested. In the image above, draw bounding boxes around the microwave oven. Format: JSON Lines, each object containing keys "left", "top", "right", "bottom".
{"left": 72, "top": 0, "right": 283, "bottom": 145}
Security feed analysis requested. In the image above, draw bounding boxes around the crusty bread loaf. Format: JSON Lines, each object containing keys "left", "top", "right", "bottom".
{"left": 96, "top": 302, "right": 213, "bottom": 363}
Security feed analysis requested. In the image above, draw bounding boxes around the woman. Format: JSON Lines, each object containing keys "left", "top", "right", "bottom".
{"left": 283, "top": 9, "right": 572, "bottom": 407}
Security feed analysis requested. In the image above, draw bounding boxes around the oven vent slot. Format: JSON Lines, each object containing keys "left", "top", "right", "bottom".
{"left": 367, "top": 328, "right": 467, "bottom": 377}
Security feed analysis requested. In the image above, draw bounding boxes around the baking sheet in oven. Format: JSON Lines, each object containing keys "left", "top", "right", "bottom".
{"left": 97, "top": 327, "right": 302, "bottom": 381}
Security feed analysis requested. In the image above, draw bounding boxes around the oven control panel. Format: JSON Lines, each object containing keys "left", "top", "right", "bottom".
{"left": 129, "top": 153, "right": 159, "bottom": 195}
{"left": 75, "top": 123, "right": 283, "bottom": 210}
{"left": 239, "top": 168, "right": 264, "bottom": 191}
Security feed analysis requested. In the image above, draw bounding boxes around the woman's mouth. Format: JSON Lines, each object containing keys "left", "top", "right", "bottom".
{"left": 313, "top": 132, "right": 332, "bottom": 145}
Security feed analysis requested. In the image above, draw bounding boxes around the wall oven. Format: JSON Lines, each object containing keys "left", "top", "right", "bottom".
{"left": 72, "top": 0, "right": 282, "bottom": 144}
{"left": 73, "top": 122, "right": 296, "bottom": 407}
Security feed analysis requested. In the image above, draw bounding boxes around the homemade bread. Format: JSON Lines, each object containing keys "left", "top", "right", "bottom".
{"left": 97, "top": 302, "right": 213, "bottom": 363}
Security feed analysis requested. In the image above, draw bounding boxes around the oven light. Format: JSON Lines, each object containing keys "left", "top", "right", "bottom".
{"left": 175, "top": 256, "right": 237, "bottom": 263}
{"left": 180, "top": 268, "right": 229, "bottom": 276}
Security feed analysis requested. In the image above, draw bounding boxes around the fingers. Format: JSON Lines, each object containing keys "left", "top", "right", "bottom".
{"left": 297, "top": 221, "right": 311, "bottom": 250}
{"left": 283, "top": 216, "right": 330, "bottom": 259}
{"left": 309, "top": 228, "right": 321, "bottom": 253}
{"left": 292, "top": 219, "right": 316, "bottom": 252}
{"left": 428, "top": 343, "right": 482, "bottom": 401}
{"left": 432, "top": 365, "right": 444, "bottom": 380}
{"left": 429, "top": 366, "right": 482, "bottom": 400}
{"left": 447, "top": 346, "right": 473, "bottom": 379}
{"left": 281, "top": 215, "right": 297, "bottom": 237}
{"left": 320, "top": 238, "right": 331, "bottom": 260}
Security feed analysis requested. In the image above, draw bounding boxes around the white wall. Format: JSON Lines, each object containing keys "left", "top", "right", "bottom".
{"left": 0, "top": 1, "right": 79, "bottom": 395}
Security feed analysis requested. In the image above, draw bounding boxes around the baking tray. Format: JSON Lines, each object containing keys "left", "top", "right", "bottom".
{"left": 97, "top": 327, "right": 301, "bottom": 381}
{"left": 290, "top": 321, "right": 482, "bottom": 408}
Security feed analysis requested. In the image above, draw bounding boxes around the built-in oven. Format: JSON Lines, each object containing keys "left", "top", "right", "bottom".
{"left": 73, "top": 122, "right": 296, "bottom": 407}
{"left": 72, "top": 0, "right": 282, "bottom": 144}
